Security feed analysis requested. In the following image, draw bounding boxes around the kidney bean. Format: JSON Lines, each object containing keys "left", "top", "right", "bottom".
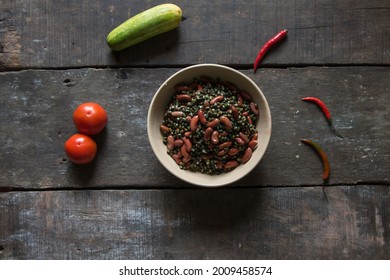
{"left": 216, "top": 161, "right": 224, "bottom": 169}
{"left": 242, "top": 147, "right": 253, "bottom": 163}
{"left": 239, "top": 132, "right": 250, "bottom": 143}
{"left": 177, "top": 94, "right": 192, "bottom": 102}
{"left": 224, "top": 160, "right": 239, "bottom": 170}
{"left": 211, "top": 130, "right": 219, "bottom": 144}
{"left": 183, "top": 137, "right": 192, "bottom": 152}
{"left": 190, "top": 115, "right": 199, "bottom": 132}
{"left": 167, "top": 135, "right": 175, "bottom": 150}
{"left": 220, "top": 131, "right": 228, "bottom": 137}
{"left": 220, "top": 115, "right": 232, "bottom": 131}
{"left": 237, "top": 94, "right": 243, "bottom": 106}
{"left": 250, "top": 102, "right": 259, "bottom": 115}
{"left": 172, "top": 154, "right": 182, "bottom": 164}
{"left": 231, "top": 105, "right": 239, "bottom": 120}
{"left": 171, "top": 111, "right": 184, "bottom": 117}
{"left": 206, "top": 118, "right": 220, "bottom": 128}
{"left": 251, "top": 132, "right": 258, "bottom": 141}
{"left": 174, "top": 139, "right": 184, "bottom": 147}
{"left": 184, "top": 131, "right": 192, "bottom": 137}
{"left": 174, "top": 85, "right": 190, "bottom": 92}
{"left": 235, "top": 137, "right": 246, "bottom": 146}
{"left": 210, "top": 95, "right": 224, "bottom": 105}
{"left": 160, "top": 124, "right": 170, "bottom": 134}
{"left": 198, "top": 110, "right": 207, "bottom": 124}
{"left": 228, "top": 148, "right": 239, "bottom": 156}
{"left": 219, "top": 141, "right": 232, "bottom": 149}
{"left": 202, "top": 154, "right": 214, "bottom": 160}
{"left": 204, "top": 127, "right": 213, "bottom": 140}
{"left": 181, "top": 145, "right": 190, "bottom": 159}
{"left": 248, "top": 139, "right": 258, "bottom": 150}
{"left": 182, "top": 155, "right": 192, "bottom": 163}
{"left": 217, "top": 148, "right": 229, "bottom": 156}
{"left": 240, "top": 91, "right": 252, "bottom": 101}
{"left": 247, "top": 116, "right": 253, "bottom": 124}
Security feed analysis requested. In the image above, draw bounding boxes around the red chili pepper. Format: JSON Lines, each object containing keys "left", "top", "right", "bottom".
{"left": 302, "top": 97, "right": 343, "bottom": 138}
{"left": 300, "top": 139, "right": 330, "bottom": 185}
{"left": 253, "top": 29, "right": 288, "bottom": 73}
{"left": 300, "top": 139, "right": 330, "bottom": 202}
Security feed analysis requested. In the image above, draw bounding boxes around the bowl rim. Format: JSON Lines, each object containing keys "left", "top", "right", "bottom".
{"left": 147, "top": 63, "right": 272, "bottom": 187}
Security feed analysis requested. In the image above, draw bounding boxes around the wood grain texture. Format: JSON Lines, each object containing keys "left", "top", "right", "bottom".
{"left": 1, "top": 67, "right": 389, "bottom": 189}
{"left": 1, "top": 0, "right": 388, "bottom": 262}
{"left": 1, "top": 0, "right": 389, "bottom": 69}
{"left": 0, "top": 186, "right": 389, "bottom": 259}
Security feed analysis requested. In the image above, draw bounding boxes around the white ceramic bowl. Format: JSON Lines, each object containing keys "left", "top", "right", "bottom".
{"left": 147, "top": 64, "right": 271, "bottom": 187}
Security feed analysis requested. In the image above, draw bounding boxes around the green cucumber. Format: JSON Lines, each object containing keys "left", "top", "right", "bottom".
{"left": 106, "top": 4, "right": 182, "bottom": 51}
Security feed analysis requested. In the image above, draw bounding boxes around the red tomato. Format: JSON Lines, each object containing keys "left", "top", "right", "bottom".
{"left": 65, "top": 134, "right": 97, "bottom": 164}
{"left": 73, "top": 102, "right": 107, "bottom": 135}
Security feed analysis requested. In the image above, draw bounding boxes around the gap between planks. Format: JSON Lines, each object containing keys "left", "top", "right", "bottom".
{"left": 1, "top": 63, "right": 389, "bottom": 73}
{"left": 1, "top": 181, "right": 389, "bottom": 193}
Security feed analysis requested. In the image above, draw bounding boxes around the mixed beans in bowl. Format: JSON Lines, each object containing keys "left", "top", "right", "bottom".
{"left": 147, "top": 64, "right": 271, "bottom": 187}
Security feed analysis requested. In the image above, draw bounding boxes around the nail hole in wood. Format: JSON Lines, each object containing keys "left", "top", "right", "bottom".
{"left": 63, "top": 78, "right": 76, "bottom": 87}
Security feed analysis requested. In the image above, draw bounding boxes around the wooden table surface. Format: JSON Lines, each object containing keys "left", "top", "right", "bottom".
{"left": 1, "top": 0, "right": 389, "bottom": 259}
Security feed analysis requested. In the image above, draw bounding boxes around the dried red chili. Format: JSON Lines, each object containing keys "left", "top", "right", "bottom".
{"left": 253, "top": 29, "right": 288, "bottom": 73}
{"left": 302, "top": 96, "right": 343, "bottom": 138}
{"left": 300, "top": 139, "right": 330, "bottom": 202}
{"left": 300, "top": 139, "right": 330, "bottom": 185}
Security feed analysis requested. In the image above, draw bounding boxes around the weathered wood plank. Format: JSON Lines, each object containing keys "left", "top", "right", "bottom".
{"left": 0, "top": 67, "right": 389, "bottom": 189}
{"left": 0, "top": 186, "right": 389, "bottom": 259}
{"left": 1, "top": 0, "right": 389, "bottom": 69}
